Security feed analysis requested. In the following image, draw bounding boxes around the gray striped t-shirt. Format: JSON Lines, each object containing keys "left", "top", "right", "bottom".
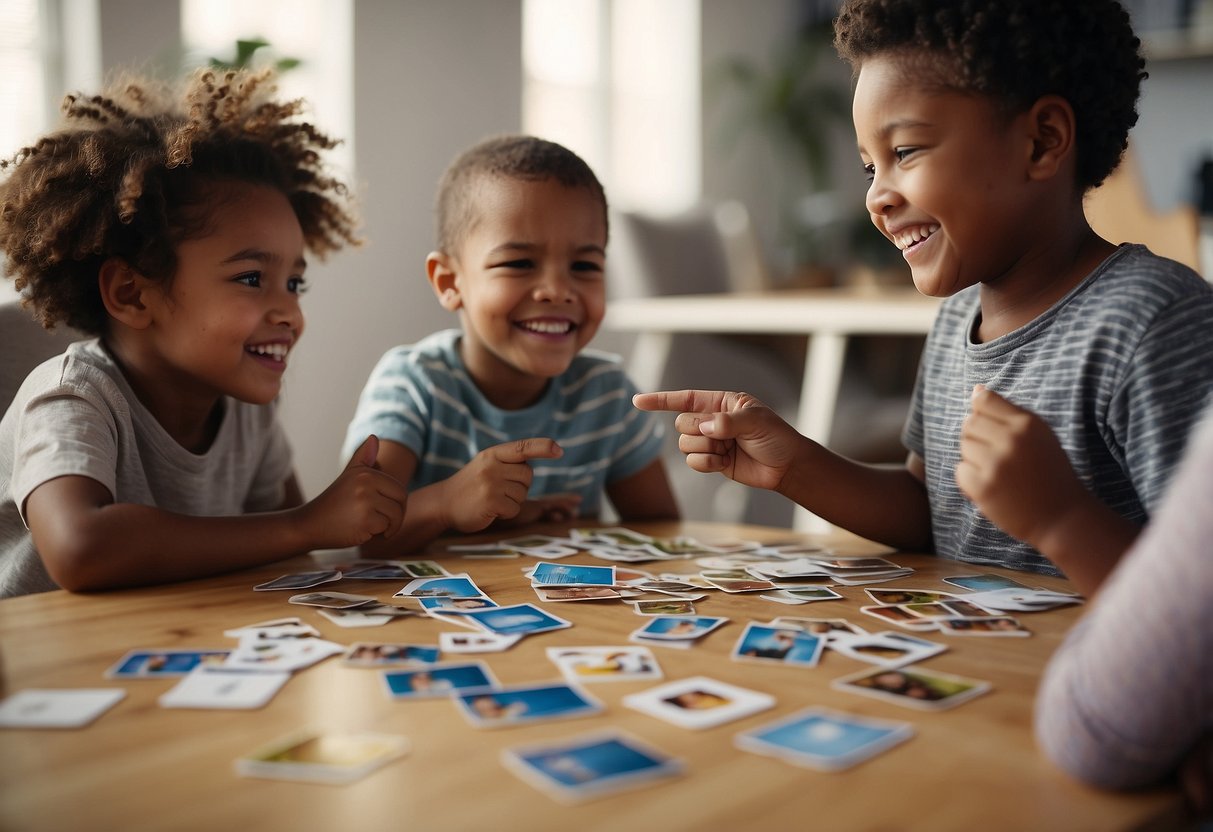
{"left": 342, "top": 329, "right": 664, "bottom": 516}
{"left": 904, "top": 244, "right": 1213, "bottom": 576}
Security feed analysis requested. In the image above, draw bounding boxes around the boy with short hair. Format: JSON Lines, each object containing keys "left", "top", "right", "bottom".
{"left": 344, "top": 135, "right": 678, "bottom": 554}
{"left": 636, "top": 0, "right": 1213, "bottom": 591}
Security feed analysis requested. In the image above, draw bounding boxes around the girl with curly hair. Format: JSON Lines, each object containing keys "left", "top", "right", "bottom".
{"left": 0, "top": 69, "right": 406, "bottom": 596}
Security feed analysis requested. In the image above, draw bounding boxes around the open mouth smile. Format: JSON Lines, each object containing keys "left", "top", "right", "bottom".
{"left": 516, "top": 319, "right": 576, "bottom": 336}
{"left": 893, "top": 223, "right": 940, "bottom": 252}
{"left": 246, "top": 342, "right": 291, "bottom": 367}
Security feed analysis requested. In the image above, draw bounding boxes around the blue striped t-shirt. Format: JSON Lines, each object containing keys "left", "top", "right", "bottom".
{"left": 342, "top": 329, "right": 664, "bottom": 516}
{"left": 904, "top": 244, "right": 1213, "bottom": 576}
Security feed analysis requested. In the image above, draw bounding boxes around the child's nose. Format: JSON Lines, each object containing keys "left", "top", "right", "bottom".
{"left": 865, "top": 170, "right": 902, "bottom": 218}
{"left": 268, "top": 292, "right": 304, "bottom": 330}
{"left": 534, "top": 269, "right": 574, "bottom": 302}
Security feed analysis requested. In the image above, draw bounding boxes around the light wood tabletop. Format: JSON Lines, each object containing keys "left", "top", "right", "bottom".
{"left": 0, "top": 521, "right": 1180, "bottom": 831}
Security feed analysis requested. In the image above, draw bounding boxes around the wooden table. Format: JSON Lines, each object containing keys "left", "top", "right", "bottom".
{"left": 0, "top": 522, "right": 1179, "bottom": 831}
{"left": 603, "top": 288, "right": 941, "bottom": 531}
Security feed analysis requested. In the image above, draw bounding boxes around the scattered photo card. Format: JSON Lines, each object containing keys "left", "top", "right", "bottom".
{"left": 105, "top": 649, "right": 230, "bottom": 679}
{"left": 455, "top": 603, "right": 573, "bottom": 637}
{"left": 317, "top": 609, "right": 393, "bottom": 628}
{"left": 531, "top": 562, "right": 616, "bottom": 587}
{"left": 631, "top": 615, "right": 728, "bottom": 642}
{"left": 417, "top": 596, "right": 499, "bottom": 612}
{"left": 959, "top": 587, "right": 1083, "bottom": 613}
{"left": 394, "top": 575, "right": 486, "bottom": 600}
{"left": 225, "top": 637, "right": 345, "bottom": 672}
{"left": 937, "top": 616, "right": 1030, "bottom": 637}
{"left": 832, "top": 665, "right": 992, "bottom": 711}
{"left": 771, "top": 617, "right": 866, "bottom": 637}
{"left": 735, "top": 707, "right": 913, "bottom": 772}
{"left": 534, "top": 586, "right": 623, "bottom": 603}
{"left": 343, "top": 643, "right": 441, "bottom": 667}
{"left": 859, "top": 605, "right": 940, "bottom": 631}
{"left": 253, "top": 570, "right": 342, "bottom": 591}
{"left": 546, "top": 646, "right": 662, "bottom": 683}
{"left": 288, "top": 591, "right": 376, "bottom": 610}
{"left": 810, "top": 556, "right": 902, "bottom": 571}
{"left": 865, "top": 588, "right": 959, "bottom": 606}
{"left": 826, "top": 631, "right": 946, "bottom": 667}
{"left": 224, "top": 618, "right": 321, "bottom": 640}
{"left": 629, "top": 579, "right": 704, "bottom": 594}
{"left": 942, "top": 573, "right": 1031, "bottom": 592}
{"left": 498, "top": 535, "right": 579, "bottom": 559}
{"left": 624, "top": 676, "right": 774, "bottom": 730}
{"left": 704, "top": 578, "right": 776, "bottom": 594}
{"left": 570, "top": 527, "right": 653, "bottom": 547}
{"left": 394, "top": 560, "right": 450, "bottom": 577}
{"left": 454, "top": 682, "right": 603, "bottom": 729}
{"left": 633, "top": 599, "right": 696, "bottom": 617}
{"left": 340, "top": 563, "right": 416, "bottom": 581}
{"left": 762, "top": 587, "right": 843, "bottom": 605}
{"left": 731, "top": 623, "right": 825, "bottom": 668}
{"left": 0, "top": 689, "right": 125, "bottom": 728}
{"left": 381, "top": 661, "right": 498, "bottom": 700}
{"left": 235, "top": 729, "right": 409, "bottom": 785}
{"left": 159, "top": 666, "right": 290, "bottom": 709}
{"left": 502, "top": 730, "right": 683, "bottom": 804}
{"left": 438, "top": 632, "right": 522, "bottom": 654}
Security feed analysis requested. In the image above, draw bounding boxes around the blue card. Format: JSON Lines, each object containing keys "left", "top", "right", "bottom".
{"left": 105, "top": 649, "right": 231, "bottom": 678}
{"left": 502, "top": 730, "right": 683, "bottom": 803}
{"left": 454, "top": 682, "right": 602, "bottom": 728}
{"left": 381, "top": 661, "right": 498, "bottom": 699}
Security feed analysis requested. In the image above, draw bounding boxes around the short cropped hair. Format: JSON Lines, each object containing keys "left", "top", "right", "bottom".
{"left": 434, "top": 134, "right": 608, "bottom": 254}
{"left": 833, "top": 0, "right": 1147, "bottom": 191}
{"left": 0, "top": 68, "right": 358, "bottom": 334}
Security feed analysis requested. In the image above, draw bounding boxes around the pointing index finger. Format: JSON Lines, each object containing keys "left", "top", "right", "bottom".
{"left": 633, "top": 390, "right": 730, "bottom": 413}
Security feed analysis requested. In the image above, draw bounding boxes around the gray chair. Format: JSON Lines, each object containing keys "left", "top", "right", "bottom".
{"left": 1, "top": 300, "right": 86, "bottom": 412}
{"left": 607, "top": 202, "right": 803, "bottom": 528}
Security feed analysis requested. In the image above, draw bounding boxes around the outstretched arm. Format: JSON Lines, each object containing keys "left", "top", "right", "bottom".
{"left": 956, "top": 385, "right": 1138, "bottom": 596}
{"left": 26, "top": 435, "right": 408, "bottom": 592}
{"left": 357, "top": 436, "right": 571, "bottom": 557}
{"left": 634, "top": 390, "right": 931, "bottom": 549}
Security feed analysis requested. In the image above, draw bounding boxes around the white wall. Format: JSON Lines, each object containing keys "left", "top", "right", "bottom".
{"left": 279, "top": 1, "right": 523, "bottom": 499}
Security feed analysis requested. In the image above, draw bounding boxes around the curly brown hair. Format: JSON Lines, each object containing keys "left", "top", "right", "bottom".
{"left": 0, "top": 68, "right": 359, "bottom": 334}
{"left": 833, "top": 0, "right": 1147, "bottom": 192}
{"left": 434, "top": 134, "right": 608, "bottom": 254}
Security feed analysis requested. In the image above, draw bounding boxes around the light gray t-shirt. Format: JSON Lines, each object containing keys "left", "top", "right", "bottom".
{"left": 0, "top": 339, "right": 293, "bottom": 597}
{"left": 904, "top": 244, "right": 1213, "bottom": 576}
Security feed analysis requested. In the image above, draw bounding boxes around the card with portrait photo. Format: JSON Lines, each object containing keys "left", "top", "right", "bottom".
{"left": 623, "top": 676, "right": 774, "bottom": 730}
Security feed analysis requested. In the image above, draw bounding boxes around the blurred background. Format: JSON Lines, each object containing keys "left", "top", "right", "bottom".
{"left": 2, "top": 0, "right": 1210, "bottom": 528}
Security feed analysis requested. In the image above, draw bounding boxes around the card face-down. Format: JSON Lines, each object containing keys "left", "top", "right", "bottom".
{"left": 0, "top": 689, "right": 126, "bottom": 728}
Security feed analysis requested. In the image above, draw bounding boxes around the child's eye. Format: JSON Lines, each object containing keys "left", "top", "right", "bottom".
{"left": 862, "top": 163, "right": 876, "bottom": 182}
{"left": 496, "top": 259, "right": 534, "bottom": 270}
{"left": 894, "top": 147, "right": 916, "bottom": 162}
{"left": 234, "top": 271, "right": 262, "bottom": 287}
{"left": 288, "top": 276, "right": 308, "bottom": 294}
{"left": 571, "top": 261, "right": 603, "bottom": 276}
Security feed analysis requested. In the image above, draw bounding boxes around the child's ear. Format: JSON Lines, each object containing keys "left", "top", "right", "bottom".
{"left": 98, "top": 257, "right": 154, "bottom": 329}
{"left": 426, "top": 251, "right": 463, "bottom": 312}
{"left": 1024, "top": 95, "right": 1076, "bottom": 182}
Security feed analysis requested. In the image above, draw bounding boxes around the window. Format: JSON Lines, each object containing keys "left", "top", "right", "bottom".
{"left": 522, "top": 0, "right": 700, "bottom": 214}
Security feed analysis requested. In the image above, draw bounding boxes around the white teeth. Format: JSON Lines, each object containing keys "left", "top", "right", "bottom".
{"left": 895, "top": 224, "right": 940, "bottom": 250}
{"left": 249, "top": 343, "right": 289, "bottom": 360}
{"left": 520, "top": 320, "right": 573, "bottom": 334}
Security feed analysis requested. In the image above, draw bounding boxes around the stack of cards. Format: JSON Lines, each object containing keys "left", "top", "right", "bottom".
{"left": 630, "top": 615, "right": 729, "bottom": 650}
{"left": 235, "top": 730, "right": 409, "bottom": 784}
{"left": 501, "top": 730, "right": 684, "bottom": 803}
{"left": 735, "top": 707, "right": 914, "bottom": 771}
{"left": 528, "top": 562, "right": 623, "bottom": 603}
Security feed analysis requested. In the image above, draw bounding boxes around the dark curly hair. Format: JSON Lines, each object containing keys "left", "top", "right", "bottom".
{"left": 833, "top": 0, "right": 1147, "bottom": 192}
{"left": 0, "top": 68, "right": 359, "bottom": 334}
{"left": 435, "top": 134, "right": 608, "bottom": 254}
